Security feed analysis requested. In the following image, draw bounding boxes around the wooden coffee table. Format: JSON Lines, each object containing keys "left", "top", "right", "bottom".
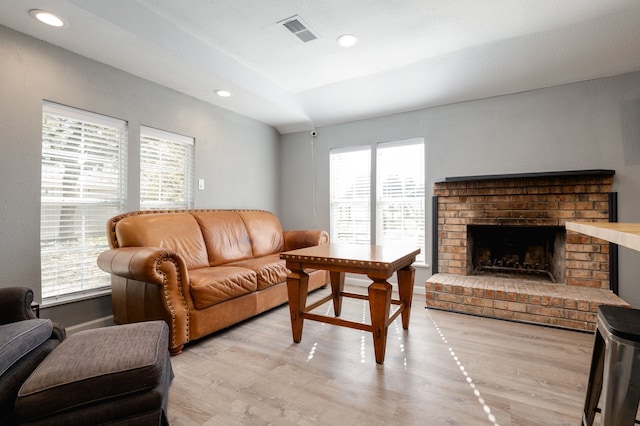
{"left": 280, "top": 244, "right": 420, "bottom": 364}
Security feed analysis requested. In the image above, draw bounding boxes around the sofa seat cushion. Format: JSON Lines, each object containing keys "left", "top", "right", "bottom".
{"left": 0, "top": 319, "right": 53, "bottom": 376}
{"left": 189, "top": 266, "right": 257, "bottom": 309}
{"left": 229, "top": 254, "right": 289, "bottom": 290}
{"left": 15, "top": 321, "right": 171, "bottom": 422}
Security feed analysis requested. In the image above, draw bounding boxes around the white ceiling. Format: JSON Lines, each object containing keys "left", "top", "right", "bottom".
{"left": 1, "top": 0, "right": 639, "bottom": 133}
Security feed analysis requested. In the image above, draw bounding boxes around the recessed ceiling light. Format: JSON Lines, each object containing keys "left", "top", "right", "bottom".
{"left": 214, "top": 90, "right": 232, "bottom": 97}
{"left": 337, "top": 34, "right": 359, "bottom": 48}
{"left": 29, "top": 9, "right": 66, "bottom": 27}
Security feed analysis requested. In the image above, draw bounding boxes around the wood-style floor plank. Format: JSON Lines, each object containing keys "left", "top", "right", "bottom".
{"left": 167, "top": 285, "right": 607, "bottom": 425}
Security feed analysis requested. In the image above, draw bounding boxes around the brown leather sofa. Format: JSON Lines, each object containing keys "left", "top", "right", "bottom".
{"left": 97, "top": 209, "right": 329, "bottom": 355}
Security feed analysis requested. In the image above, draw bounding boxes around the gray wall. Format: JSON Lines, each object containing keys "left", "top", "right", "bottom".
{"left": 0, "top": 25, "right": 280, "bottom": 327}
{"left": 279, "top": 72, "right": 640, "bottom": 307}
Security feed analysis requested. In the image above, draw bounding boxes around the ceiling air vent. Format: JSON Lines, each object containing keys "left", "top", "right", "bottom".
{"left": 280, "top": 15, "right": 318, "bottom": 43}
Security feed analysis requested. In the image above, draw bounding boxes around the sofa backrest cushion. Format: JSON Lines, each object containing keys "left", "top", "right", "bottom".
{"left": 192, "top": 211, "right": 253, "bottom": 266}
{"left": 114, "top": 213, "right": 209, "bottom": 270}
{"left": 238, "top": 210, "right": 284, "bottom": 257}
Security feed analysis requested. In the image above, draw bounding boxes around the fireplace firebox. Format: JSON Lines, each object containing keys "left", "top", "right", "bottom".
{"left": 468, "top": 225, "right": 565, "bottom": 282}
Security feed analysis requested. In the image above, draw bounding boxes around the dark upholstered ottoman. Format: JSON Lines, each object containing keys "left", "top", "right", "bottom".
{"left": 15, "top": 321, "right": 173, "bottom": 425}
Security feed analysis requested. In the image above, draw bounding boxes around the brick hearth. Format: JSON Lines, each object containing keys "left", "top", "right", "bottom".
{"left": 426, "top": 273, "right": 629, "bottom": 331}
{"left": 426, "top": 170, "right": 630, "bottom": 331}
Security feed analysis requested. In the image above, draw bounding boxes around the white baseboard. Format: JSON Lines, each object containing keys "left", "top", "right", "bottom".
{"left": 66, "top": 315, "right": 114, "bottom": 335}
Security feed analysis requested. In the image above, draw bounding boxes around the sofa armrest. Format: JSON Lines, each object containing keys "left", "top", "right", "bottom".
{"left": 0, "top": 287, "right": 66, "bottom": 342}
{"left": 0, "top": 287, "right": 37, "bottom": 325}
{"left": 97, "top": 247, "right": 192, "bottom": 353}
{"left": 97, "top": 247, "right": 187, "bottom": 284}
{"left": 283, "top": 230, "right": 329, "bottom": 251}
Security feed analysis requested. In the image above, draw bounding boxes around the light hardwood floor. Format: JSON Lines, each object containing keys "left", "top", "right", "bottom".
{"left": 167, "top": 285, "right": 601, "bottom": 425}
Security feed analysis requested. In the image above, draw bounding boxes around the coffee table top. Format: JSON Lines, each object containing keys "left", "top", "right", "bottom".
{"left": 280, "top": 244, "right": 420, "bottom": 271}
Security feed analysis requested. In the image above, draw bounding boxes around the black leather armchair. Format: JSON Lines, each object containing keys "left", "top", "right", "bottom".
{"left": 1, "top": 287, "right": 173, "bottom": 425}
{"left": 0, "top": 287, "right": 65, "bottom": 425}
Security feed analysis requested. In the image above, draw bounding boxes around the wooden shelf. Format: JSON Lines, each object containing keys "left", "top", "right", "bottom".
{"left": 435, "top": 169, "right": 614, "bottom": 183}
{"left": 565, "top": 222, "right": 640, "bottom": 252}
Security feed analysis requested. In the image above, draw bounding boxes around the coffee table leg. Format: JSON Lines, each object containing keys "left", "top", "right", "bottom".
{"left": 286, "top": 269, "right": 309, "bottom": 343}
{"left": 330, "top": 271, "right": 345, "bottom": 316}
{"left": 368, "top": 280, "right": 392, "bottom": 364}
{"left": 397, "top": 265, "right": 415, "bottom": 329}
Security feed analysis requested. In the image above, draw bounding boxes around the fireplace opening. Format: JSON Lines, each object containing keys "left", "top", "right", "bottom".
{"left": 468, "top": 225, "right": 566, "bottom": 282}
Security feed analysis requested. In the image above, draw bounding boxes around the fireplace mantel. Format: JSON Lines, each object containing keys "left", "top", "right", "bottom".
{"left": 436, "top": 169, "right": 614, "bottom": 183}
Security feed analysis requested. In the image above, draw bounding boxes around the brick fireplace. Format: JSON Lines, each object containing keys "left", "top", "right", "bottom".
{"left": 425, "top": 170, "right": 629, "bottom": 331}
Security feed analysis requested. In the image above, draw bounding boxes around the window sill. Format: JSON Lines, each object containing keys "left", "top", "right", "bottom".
{"left": 41, "top": 288, "right": 111, "bottom": 308}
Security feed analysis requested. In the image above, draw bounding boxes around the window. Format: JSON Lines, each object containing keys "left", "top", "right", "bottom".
{"left": 140, "top": 126, "right": 194, "bottom": 210}
{"left": 376, "top": 140, "right": 425, "bottom": 262}
{"left": 330, "top": 139, "right": 425, "bottom": 263}
{"left": 330, "top": 147, "right": 371, "bottom": 244}
{"left": 41, "top": 102, "right": 127, "bottom": 300}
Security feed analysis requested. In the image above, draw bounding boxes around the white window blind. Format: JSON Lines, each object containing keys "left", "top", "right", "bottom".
{"left": 41, "top": 102, "right": 127, "bottom": 300}
{"left": 376, "top": 140, "right": 425, "bottom": 263}
{"left": 330, "top": 147, "right": 371, "bottom": 244}
{"left": 140, "top": 126, "right": 194, "bottom": 210}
